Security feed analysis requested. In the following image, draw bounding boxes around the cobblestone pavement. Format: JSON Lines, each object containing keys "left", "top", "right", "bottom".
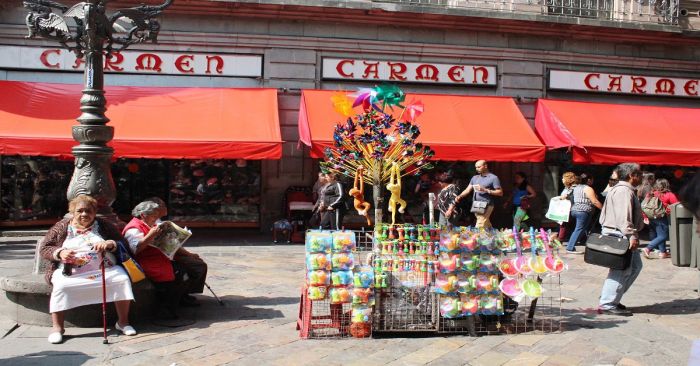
{"left": 1, "top": 235, "right": 699, "bottom": 366}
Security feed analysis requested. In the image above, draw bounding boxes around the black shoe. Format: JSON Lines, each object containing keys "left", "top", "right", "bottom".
{"left": 597, "top": 307, "right": 632, "bottom": 316}
{"left": 180, "top": 294, "right": 201, "bottom": 307}
{"left": 616, "top": 304, "right": 627, "bottom": 310}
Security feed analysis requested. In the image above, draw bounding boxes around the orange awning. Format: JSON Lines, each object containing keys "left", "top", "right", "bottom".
{"left": 298, "top": 90, "right": 545, "bottom": 162}
{"left": 535, "top": 99, "right": 700, "bottom": 166}
{"left": 0, "top": 80, "right": 282, "bottom": 159}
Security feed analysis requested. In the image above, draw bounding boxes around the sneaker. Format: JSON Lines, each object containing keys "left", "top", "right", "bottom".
{"left": 597, "top": 307, "right": 632, "bottom": 317}
{"left": 616, "top": 303, "right": 627, "bottom": 310}
{"left": 642, "top": 248, "right": 652, "bottom": 258}
{"left": 47, "top": 331, "right": 63, "bottom": 344}
{"left": 115, "top": 322, "right": 137, "bottom": 336}
{"left": 658, "top": 252, "right": 669, "bottom": 259}
{"left": 566, "top": 249, "right": 584, "bottom": 255}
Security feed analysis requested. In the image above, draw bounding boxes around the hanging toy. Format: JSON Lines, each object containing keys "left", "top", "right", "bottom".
{"left": 386, "top": 162, "right": 407, "bottom": 225}
{"left": 528, "top": 227, "right": 548, "bottom": 274}
{"left": 513, "top": 226, "right": 533, "bottom": 275}
{"left": 541, "top": 228, "right": 566, "bottom": 274}
{"left": 349, "top": 166, "right": 372, "bottom": 226}
{"left": 499, "top": 277, "right": 524, "bottom": 302}
{"left": 461, "top": 294, "right": 480, "bottom": 315}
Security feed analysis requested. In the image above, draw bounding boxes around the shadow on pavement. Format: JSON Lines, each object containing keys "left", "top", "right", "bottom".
{"left": 631, "top": 298, "right": 700, "bottom": 315}
{"left": 0, "top": 351, "right": 94, "bottom": 365}
{"left": 560, "top": 308, "right": 630, "bottom": 331}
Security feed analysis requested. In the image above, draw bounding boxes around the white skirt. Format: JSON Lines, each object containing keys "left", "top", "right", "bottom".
{"left": 50, "top": 265, "right": 134, "bottom": 313}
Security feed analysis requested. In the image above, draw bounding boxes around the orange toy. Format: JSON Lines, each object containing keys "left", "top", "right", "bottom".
{"left": 349, "top": 167, "right": 372, "bottom": 226}
{"left": 386, "top": 162, "right": 407, "bottom": 225}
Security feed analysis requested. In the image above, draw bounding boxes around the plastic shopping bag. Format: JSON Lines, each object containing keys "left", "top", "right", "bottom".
{"left": 545, "top": 197, "right": 571, "bottom": 223}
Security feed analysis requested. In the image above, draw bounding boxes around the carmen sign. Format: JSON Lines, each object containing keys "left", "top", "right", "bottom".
{"left": 549, "top": 70, "right": 699, "bottom": 98}
{"left": 0, "top": 45, "right": 262, "bottom": 77}
{"left": 322, "top": 58, "right": 497, "bottom": 86}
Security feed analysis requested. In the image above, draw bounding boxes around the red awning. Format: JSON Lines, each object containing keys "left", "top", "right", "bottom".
{"left": 299, "top": 90, "right": 545, "bottom": 162}
{"left": 535, "top": 99, "right": 700, "bottom": 166}
{"left": 0, "top": 80, "right": 282, "bottom": 159}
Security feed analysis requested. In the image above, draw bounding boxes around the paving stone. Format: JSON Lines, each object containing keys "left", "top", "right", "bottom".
{"left": 506, "top": 334, "right": 546, "bottom": 347}
{"left": 541, "top": 354, "right": 583, "bottom": 366}
{"left": 616, "top": 357, "right": 645, "bottom": 366}
{"left": 501, "top": 351, "right": 549, "bottom": 366}
{"left": 388, "top": 338, "right": 463, "bottom": 365}
{"left": 469, "top": 351, "right": 511, "bottom": 366}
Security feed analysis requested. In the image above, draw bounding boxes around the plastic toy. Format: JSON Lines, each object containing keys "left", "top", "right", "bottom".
{"left": 329, "top": 287, "right": 352, "bottom": 304}
{"left": 332, "top": 231, "right": 356, "bottom": 253}
{"left": 435, "top": 273, "right": 459, "bottom": 294}
{"left": 457, "top": 273, "right": 476, "bottom": 293}
{"left": 541, "top": 228, "right": 566, "bottom": 274}
{"left": 499, "top": 277, "right": 524, "bottom": 302}
{"left": 439, "top": 232, "right": 460, "bottom": 253}
{"left": 331, "top": 253, "right": 354, "bottom": 271}
{"left": 479, "top": 252, "right": 498, "bottom": 272}
{"left": 513, "top": 226, "right": 533, "bottom": 275}
{"left": 461, "top": 294, "right": 479, "bottom": 315}
{"left": 461, "top": 253, "right": 480, "bottom": 272}
{"left": 521, "top": 278, "right": 543, "bottom": 299}
{"left": 438, "top": 253, "right": 460, "bottom": 273}
{"left": 479, "top": 294, "right": 503, "bottom": 315}
{"left": 349, "top": 322, "right": 371, "bottom": 338}
{"left": 460, "top": 233, "right": 478, "bottom": 252}
{"left": 349, "top": 167, "right": 372, "bottom": 226}
{"left": 305, "top": 231, "right": 332, "bottom": 253}
{"left": 351, "top": 305, "right": 372, "bottom": 323}
{"left": 353, "top": 267, "right": 374, "bottom": 288}
{"left": 439, "top": 296, "right": 461, "bottom": 318}
{"left": 331, "top": 270, "right": 353, "bottom": 286}
{"left": 352, "top": 288, "right": 372, "bottom": 304}
{"left": 476, "top": 272, "right": 499, "bottom": 293}
{"left": 498, "top": 257, "right": 518, "bottom": 277}
{"left": 307, "top": 286, "right": 327, "bottom": 301}
{"left": 528, "top": 227, "right": 548, "bottom": 274}
{"left": 307, "top": 253, "right": 330, "bottom": 271}
{"left": 307, "top": 270, "right": 329, "bottom": 286}
{"left": 386, "top": 162, "right": 407, "bottom": 225}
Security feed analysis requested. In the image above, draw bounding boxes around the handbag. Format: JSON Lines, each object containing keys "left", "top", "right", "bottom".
{"left": 519, "top": 196, "right": 531, "bottom": 210}
{"left": 584, "top": 233, "right": 632, "bottom": 270}
{"left": 116, "top": 241, "right": 146, "bottom": 283}
{"left": 470, "top": 192, "right": 488, "bottom": 214}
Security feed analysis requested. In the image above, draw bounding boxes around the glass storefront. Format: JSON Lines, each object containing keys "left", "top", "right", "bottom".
{"left": 0, "top": 156, "right": 261, "bottom": 226}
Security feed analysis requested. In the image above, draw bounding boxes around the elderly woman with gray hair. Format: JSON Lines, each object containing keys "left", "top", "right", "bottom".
{"left": 122, "top": 200, "right": 186, "bottom": 320}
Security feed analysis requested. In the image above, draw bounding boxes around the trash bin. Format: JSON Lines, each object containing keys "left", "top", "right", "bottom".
{"left": 669, "top": 203, "right": 693, "bottom": 267}
{"left": 692, "top": 218, "right": 700, "bottom": 269}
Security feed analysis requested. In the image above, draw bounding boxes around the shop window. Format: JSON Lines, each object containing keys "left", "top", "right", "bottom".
{"left": 0, "top": 156, "right": 72, "bottom": 223}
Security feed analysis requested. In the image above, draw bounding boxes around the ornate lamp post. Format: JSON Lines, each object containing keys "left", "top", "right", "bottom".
{"left": 23, "top": 0, "right": 172, "bottom": 225}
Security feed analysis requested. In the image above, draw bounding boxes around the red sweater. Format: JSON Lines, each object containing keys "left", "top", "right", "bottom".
{"left": 123, "top": 217, "right": 174, "bottom": 282}
{"left": 653, "top": 191, "right": 680, "bottom": 215}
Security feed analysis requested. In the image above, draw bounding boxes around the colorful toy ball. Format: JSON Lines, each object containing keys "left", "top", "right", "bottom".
{"left": 308, "top": 286, "right": 327, "bottom": 301}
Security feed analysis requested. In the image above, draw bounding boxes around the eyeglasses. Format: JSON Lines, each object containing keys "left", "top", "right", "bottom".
{"left": 609, "top": 178, "right": 619, "bottom": 183}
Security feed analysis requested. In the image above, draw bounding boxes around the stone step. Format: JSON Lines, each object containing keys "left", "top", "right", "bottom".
{"left": 0, "top": 237, "right": 44, "bottom": 246}
{"left": 0, "top": 230, "right": 47, "bottom": 238}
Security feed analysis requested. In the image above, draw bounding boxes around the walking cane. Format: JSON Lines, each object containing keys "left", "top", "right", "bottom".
{"left": 204, "top": 282, "right": 224, "bottom": 306}
{"left": 100, "top": 252, "right": 108, "bottom": 344}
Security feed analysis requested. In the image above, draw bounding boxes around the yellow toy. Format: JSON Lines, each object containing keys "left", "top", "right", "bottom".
{"left": 386, "top": 162, "right": 406, "bottom": 225}
{"left": 349, "top": 167, "right": 372, "bottom": 226}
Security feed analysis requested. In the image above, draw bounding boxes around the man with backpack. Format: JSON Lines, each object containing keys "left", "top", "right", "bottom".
{"left": 641, "top": 178, "right": 679, "bottom": 259}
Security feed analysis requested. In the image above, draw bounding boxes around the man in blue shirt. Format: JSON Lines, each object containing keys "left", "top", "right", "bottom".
{"left": 452, "top": 160, "right": 503, "bottom": 229}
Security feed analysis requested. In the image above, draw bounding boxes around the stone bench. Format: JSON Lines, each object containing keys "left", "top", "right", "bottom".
{"left": 0, "top": 240, "right": 157, "bottom": 327}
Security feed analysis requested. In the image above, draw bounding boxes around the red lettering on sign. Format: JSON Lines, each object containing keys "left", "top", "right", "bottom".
{"left": 104, "top": 52, "right": 124, "bottom": 72}
{"left": 584, "top": 73, "right": 600, "bottom": 90}
{"left": 684, "top": 80, "right": 699, "bottom": 96}
{"left": 655, "top": 78, "right": 675, "bottom": 95}
{"left": 472, "top": 66, "right": 489, "bottom": 84}
{"left": 72, "top": 56, "right": 84, "bottom": 69}
{"left": 336, "top": 59, "right": 354, "bottom": 78}
{"left": 388, "top": 62, "right": 407, "bottom": 81}
{"left": 362, "top": 62, "right": 379, "bottom": 79}
{"left": 135, "top": 53, "right": 163, "bottom": 72}
{"left": 607, "top": 75, "right": 622, "bottom": 92}
{"left": 630, "top": 76, "right": 646, "bottom": 94}
{"left": 205, "top": 56, "right": 224, "bottom": 74}
{"left": 416, "top": 64, "right": 439, "bottom": 81}
{"left": 39, "top": 49, "right": 61, "bottom": 69}
{"left": 447, "top": 66, "right": 464, "bottom": 83}
{"left": 175, "top": 55, "right": 195, "bottom": 73}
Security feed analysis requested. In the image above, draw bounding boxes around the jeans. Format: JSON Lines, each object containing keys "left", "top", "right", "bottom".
{"left": 566, "top": 210, "right": 592, "bottom": 251}
{"left": 598, "top": 229, "right": 643, "bottom": 309}
{"left": 646, "top": 217, "right": 669, "bottom": 253}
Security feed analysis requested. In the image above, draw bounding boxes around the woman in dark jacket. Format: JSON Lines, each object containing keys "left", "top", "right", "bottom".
{"left": 320, "top": 172, "right": 346, "bottom": 230}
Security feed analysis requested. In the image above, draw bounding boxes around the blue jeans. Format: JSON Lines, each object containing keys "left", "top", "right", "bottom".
{"left": 646, "top": 217, "right": 669, "bottom": 253}
{"left": 599, "top": 250, "right": 643, "bottom": 309}
{"left": 566, "top": 210, "right": 592, "bottom": 251}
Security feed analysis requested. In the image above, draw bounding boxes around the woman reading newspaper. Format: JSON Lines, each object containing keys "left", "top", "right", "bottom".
{"left": 122, "top": 200, "right": 206, "bottom": 319}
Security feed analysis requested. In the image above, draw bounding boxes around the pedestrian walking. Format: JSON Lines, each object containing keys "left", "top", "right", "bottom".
{"left": 558, "top": 172, "right": 577, "bottom": 242}
{"left": 564, "top": 178, "right": 603, "bottom": 254}
{"left": 438, "top": 171, "right": 461, "bottom": 227}
{"left": 320, "top": 172, "right": 346, "bottom": 230}
{"left": 641, "top": 178, "right": 679, "bottom": 259}
{"left": 454, "top": 160, "right": 503, "bottom": 229}
{"left": 597, "top": 163, "right": 644, "bottom": 317}
{"left": 503, "top": 172, "right": 536, "bottom": 230}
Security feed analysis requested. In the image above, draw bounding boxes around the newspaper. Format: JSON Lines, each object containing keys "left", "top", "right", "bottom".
{"left": 150, "top": 221, "right": 192, "bottom": 259}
